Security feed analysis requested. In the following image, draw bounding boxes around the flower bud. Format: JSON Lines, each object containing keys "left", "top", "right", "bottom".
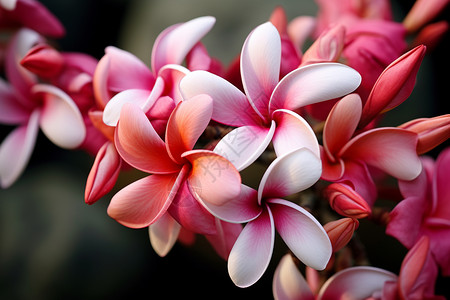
{"left": 20, "top": 44, "right": 64, "bottom": 78}
{"left": 325, "top": 182, "right": 371, "bottom": 218}
{"left": 324, "top": 218, "right": 359, "bottom": 252}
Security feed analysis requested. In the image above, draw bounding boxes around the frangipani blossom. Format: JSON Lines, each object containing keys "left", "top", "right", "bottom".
{"left": 321, "top": 93, "right": 422, "bottom": 206}
{"left": 387, "top": 147, "right": 450, "bottom": 276}
{"left": 0, "top": 28, "right": 85, "bottom": 188}
{"left": 180, "top": 21, "right": 361, "bottom": 171}
{"left": 108, "top": 94, "right": 241, "bottom": 235}
{"left": 203, "top": 147, "right": 331, "bottom": 288}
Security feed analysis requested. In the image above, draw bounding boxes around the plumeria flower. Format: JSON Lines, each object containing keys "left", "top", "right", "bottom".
{"left": 387, "top": 146, "right": 450, "bottom": 276}
{"left": 108, "top": 94, "right": 241, "bottom": 236}
{"left": 84, "top": 16, "right": 216, "bottom": 204}
{"left": 202, "top": 147, "right": 331, "bottom": 287}
{"left": 180, "top": 21, "right": 361, "bottom": 171}
{"left": 0, "top": 28, "right": 85, "bottom": 188}
{"left": 321, "top": 93, "right": 422, "bottom": 206}
{"left": 273, "top": 235, "right": 444, "bottom": 299}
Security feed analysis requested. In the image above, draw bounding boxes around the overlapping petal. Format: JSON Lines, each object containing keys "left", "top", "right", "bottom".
{"left": 0, "top": 79, "right": 31, "bottom": 124}
{"left": 149, "top": 213, "right": 181, "bottom": 257}
{"left": 269, "top": 199, "right": 332, "bottom": 270}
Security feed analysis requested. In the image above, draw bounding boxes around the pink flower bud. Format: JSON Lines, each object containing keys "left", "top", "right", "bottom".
{"left": 411, "top": 21, "right": 449, "bottom": 52}
{"left": 403, "top": 0, "right": 450, "bottom": 33}
{"left": 324, "top": 217, "right": 359, "bottom": 252}
{"left": 20, "top": 44, "right": 64, "bottom": 78}
{"left": 301, "top": 24, "right": 345, "bottom": 66}
{"left": 325, "top": 182, "right": 371, "bottom": 218}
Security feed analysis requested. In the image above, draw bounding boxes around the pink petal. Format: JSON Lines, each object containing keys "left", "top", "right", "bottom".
{"left": 317, "top": 266, "right": 397, "bottom": 299}
{"left": 93, "top": 54, "right": 112, "bottom": 108}
{"left": 287, "top": 16, "right": 316, "bottom": 54}
{"left": 107, "top": 172, "right": 182, "bottom": 228}
{"left": 273, "top": 254, "right": 315, "bottom": 300}
{"left": 183, "top": 150, "right": 241, "bottom": 206}
{"left": 157, "top": 64, "right": 189, "bottom": 105}
{"left": 166, "top": 94, "right": 213, "bottom": 164}
{"left": 149, "top": 212, "right": 181, "bottom": 257}
{"left": 84, "top": 141, "right": 122, "bottom": 205}
{"left": 269, "top": 199, "right": 332, "bottom": 270}
{"left": 259, "top": 148, "right": 321, "bottom": 203}
{"left": 301, "top": 25, "right": 345, "bottom": 66}
{"left": 323, "top": 94, "right": 362, "bottom": 161}
{"left": 151, "top": 16, "right": 215, "bottom": 73}
{"left": 200, "top": 184, "right": 261, "bottom": 223}
{"left": 433, "top": 147, "right": 450, "bottom": 219}
{"left": 33, "top": 84, "right": 86, "bottom": 149}
{"left": 213, "top": 122, "right": 276, "bottom": 171}
{"left": 341, "top": 128, "right": 421, "bottom": 181}
{"left": 205, "top": 219, "right": 243, "bottom": 260}
{"left": 0, "top": 78, "right": 31, "bottom": 124}
{"left": 0, "top": 109, "right": 39, "bottom": 188}
{"left": 168, "top": 176, "right": 217, "bottom": 235}
{"left": 403, "top": 0, "right": 450, "bottom": 33}
{"left": 269, "top": 63, "right": 361, "bottom": 114}
{"left": 180, "top": 70, "right": 262, "bottom": 126}
{"left": 115, "top": 102, "right": 179, "bottom": 174}
{"left": 228, "top": 206, "right": 275, "bottom": 288}
{"left": 102, "top": 89, "right": 151, "bottom": 126}
{"left": 240, "top": 22, "right": 281, "bottom": 121}
{"left": 272, "top": 109, "right": 320, "bottom": 158}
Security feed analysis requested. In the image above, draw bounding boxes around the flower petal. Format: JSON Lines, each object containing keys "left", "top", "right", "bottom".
{"left": 107, "top": 172, "right": 181, "bottom": 228}
{"left": 273, "top": 254, "right": 315, "bottom": 300}
{"left": 269, "top": 63, "right": 361, "bottom": 114}
{"left": 180, "top": 70, "right": 262, "bottom": 126}
{"left": 272, "top": 109, "right": 320, "bottom": 158}
{"left": 151, "top": 16, "right": 215, "bottom": 73}
{"left": 157, "top": 64, "right": 189, "bottom": 105}
{"left": 33, "top": 84, "right": 86, "bottom": 149}
{"left": 213, "top": 122, "right": 275, "bottom": 171}
{"left": 183, "top": 150, "right": 241, "bottom": 206}
{"left": 0, "top": 109, "right": 39, "bottom": 188}
{"left": 228, "top": 206, "right": 275, "bottom": 288}
{"left": 323, "top": 94, "right": 362, "bottom": 160}
{"left": 166, "top": 94, "right": 213, "bottom": 164}
{"left": 317, "top": 266, "right": 397, "bottom": 299}
{"left": 341, "top": 128, "right": 421, "bottom": 181}
{"left": 102, "top": 89, "right": 152, "bottom": 126}
{"left": 259, "top": 148, "right": 321, "bottom": 203}
{"left": 149, "top": 212, "right": 181, "bottom": 257}
{"left": 0, "top": 78, "right": 31, "bottom": 124}
{"left": 205, "top": 219, "right": 243, "bottom": 261}
{"left": 269, "top": 199, "right": 332, "bottom": 270}
{"left": 115, "top": 102, "right": 179, "bottom": 174}
{"left": 241, "top": 22, "right": 281, "bottom": 121}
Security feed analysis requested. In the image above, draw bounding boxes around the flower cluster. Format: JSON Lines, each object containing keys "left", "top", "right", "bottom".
{"left": 0, "top": 0, "right": 449, "bottom": 298}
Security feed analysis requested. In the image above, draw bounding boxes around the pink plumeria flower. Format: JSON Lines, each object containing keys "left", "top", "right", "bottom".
{"left": 181, "top": 22, "right": 361, "bottom": 171}
{"left": 202, "top": 147, "right": 331, "bottom": 287}
{"left": 321, "top": 93, "right": 422, "bottom": 206}
{"left": 387, "top": 147, "right": 450, "bottom": 276}
{"left": 273, "top": 236, "right": 444, "bottom": 299}
{"left": 0, "top": 28, "right": 85, "bottom": 188}
{"left": 107, "top": 94, "right": 241, "bottom": 236}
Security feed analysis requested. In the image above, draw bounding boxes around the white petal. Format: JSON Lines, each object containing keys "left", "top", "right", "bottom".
{"left": 149, "top": 213, "right": 181, "bottom": 257}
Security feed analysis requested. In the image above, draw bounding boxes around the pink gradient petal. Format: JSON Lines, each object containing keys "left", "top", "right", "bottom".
{"left": 323, "top": 94, "right": 362, "bottom": 160}
{"left": 317, "top": 266, "right": 397, "bottom": 299}
{"left": 84, "top": 142, "right": 122, "bottom": 205}
{"left": 273, "top": 254, "right": 315, "bottom": 300}
{"left": 301, "top": 25, "right": 345, "bottom": 66}
{"left": 269, "top": 199, "right": 331, "bottom": 270}
{"left": 403, "top": 0, "right": 450, "bottom": 33}
{"left": 272, "top": 109, "right": 320, "bottom": 158}
{"left": 107, "top": 172, "right": 182, "bottom": 228}
{"left": 101, "top": 46, "right": 154, "bottom": 92}
{"left": 115, "top": 102, "right": 179, "bottom": 174}
{"left": 259, "top": 148, "right": 321, "bottom": 203}
{"left": 213, "top": 122, "right": 276, "bottom": 172}
{"left": 434, "top": 147, "right": 450, "bottom": 219}
{"left": 0, "top": 79, "right": 31, "bottom": 124}
{"left": 340, "top": 128, "right": 421, "bottom": 181}
{"left": 180, "top": 70, "right": 262, "bottom": 126}
{"left": 183, "top": 150, "right": 241, "bottom": 206}
{"left": 0, "top": 109, "right": 39, "bottom": 188}
{"left": 269, "top": 63, "right": 361, "bottom": 114}
{"left": 200, "top": 184, "right": 261, "bottom": 223}
{"left": 157, "top": 64, "right": 189, "bottom": 105}
{"left": 92, "top": 54, "right": 112, "bottom": 108}
{"left": 151, "top": 16, "right": 215, "bottom": 73}
{"left": 205, "top": 219, "right": 243, "bottom": 261}
{"left": 166, "top": 94, "right": 213, "bottom": 164}
{"left": 102, "top": 89, "right": 152, "bottom": 127}
{"left": 33, "top": 84, "right": 86, "bottom": 149}
{"left": 228, "top": 206, "right": 275, "bottom": 288}
{"left": 240, "top": 22, "right": 281, "bottom": 121}
{"left": 149, "top": 212, "right": 181, "bottom": 257}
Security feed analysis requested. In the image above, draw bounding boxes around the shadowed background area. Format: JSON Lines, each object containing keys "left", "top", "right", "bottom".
{"left": 0, "top": 0, "right": 448, "bottom": 299}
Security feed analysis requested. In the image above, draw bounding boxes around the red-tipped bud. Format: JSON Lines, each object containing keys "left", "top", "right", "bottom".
{"left": 20, "top": 44, "right": 64, "bottom": 78}
{"left": 324, "top": 218, "right": 359, "bottom": 252}
{"left": 269, "top": 6, "right": 288, "bottom": 35}
{"left": 411, "top": 21, "right": 449, "bottom": 52}
{"left": 325, "top": 182, "right": 371, "bottom": 219}
{"left": 399, "top": 114, "right": 450, "bottom": 155}
{"left": 301, "top": 25, "right": 345, "bottom": 66}
{"left": 360, "top": 45, "right": 426, "bottom": 128}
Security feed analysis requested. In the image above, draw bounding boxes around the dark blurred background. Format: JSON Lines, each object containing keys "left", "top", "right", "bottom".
{"left": 0, "top": 0, "right": 448, "bottom": 299}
